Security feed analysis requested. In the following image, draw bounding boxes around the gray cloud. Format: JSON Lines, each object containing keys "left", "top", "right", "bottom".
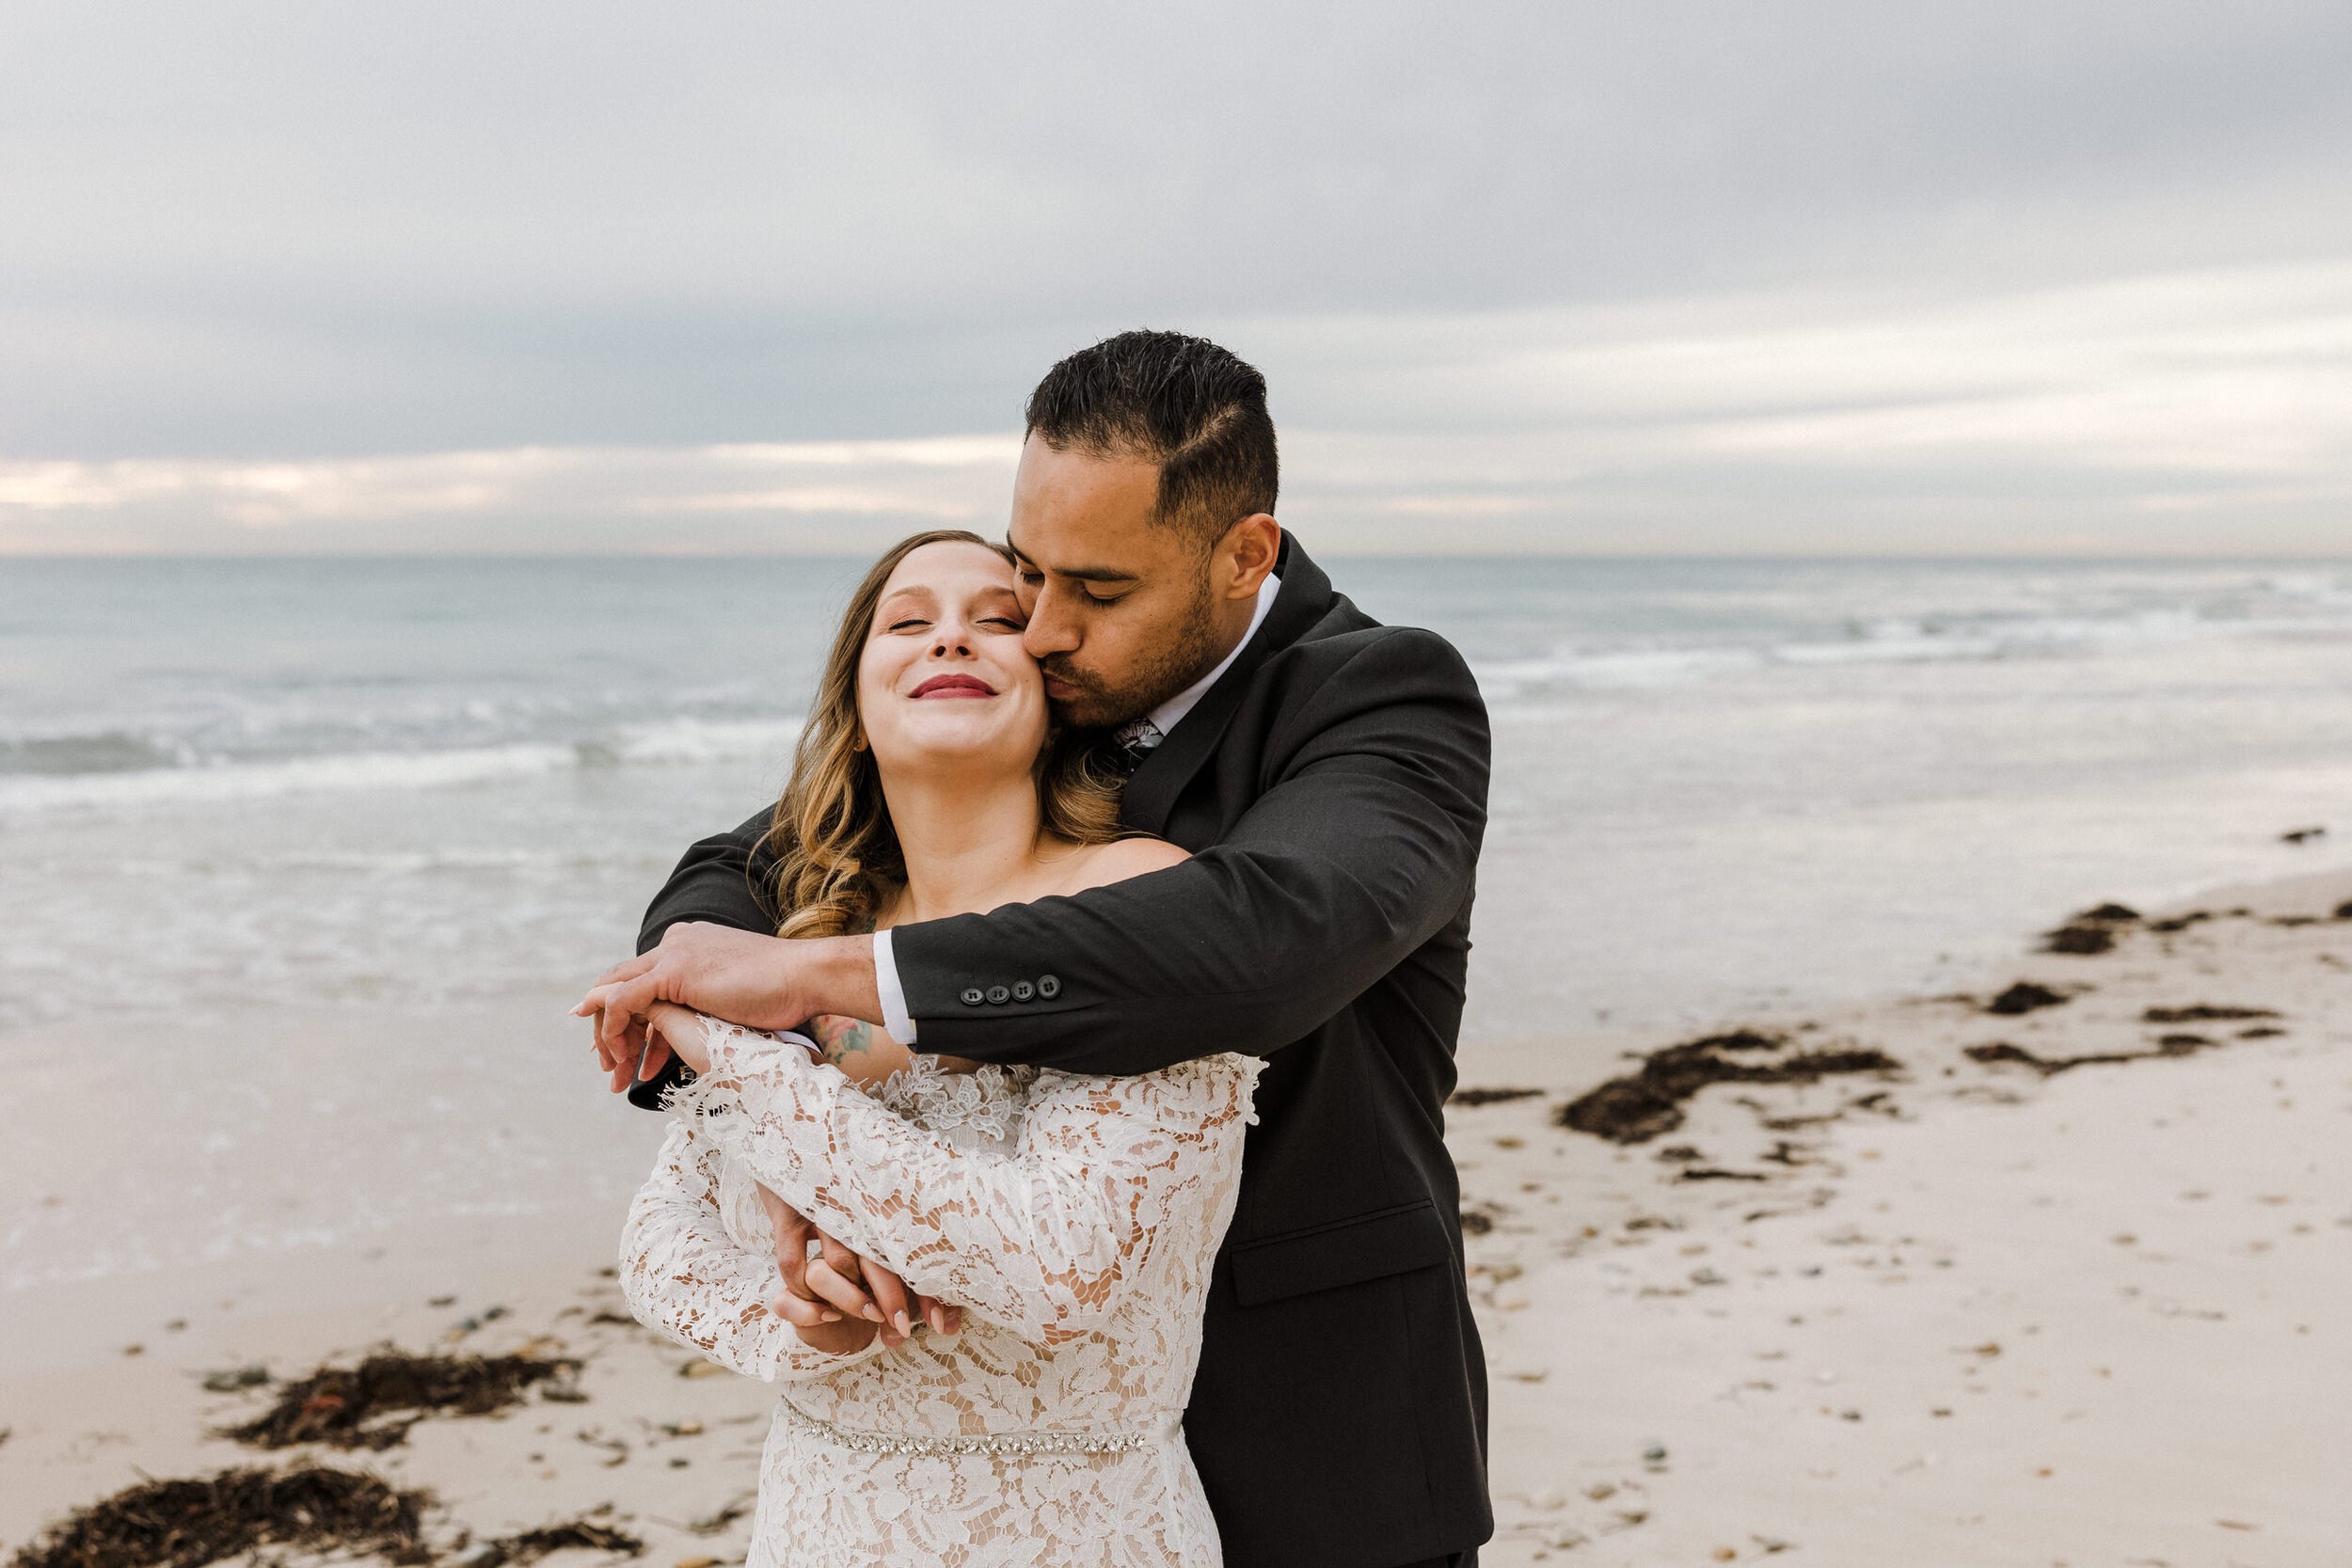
{"left": 3, "top": 1, "right": 2350, "bottom": 548}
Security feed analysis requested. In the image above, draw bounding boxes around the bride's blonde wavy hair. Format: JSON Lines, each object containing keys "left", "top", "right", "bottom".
{"left": 760, "top": 529, "right": 1130, "bottom": 939}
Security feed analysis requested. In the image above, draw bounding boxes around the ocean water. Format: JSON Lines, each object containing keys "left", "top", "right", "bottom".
{"left": 7, "top": 554, "right": 2352, "bottom": 1295}
{"left": 5, "top": 555, "right": 2352, "bottom": 1044}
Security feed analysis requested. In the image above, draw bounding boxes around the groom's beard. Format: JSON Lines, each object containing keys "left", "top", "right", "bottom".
{"left": 1038, "top": 581, "right": 1224, "bottom": 731}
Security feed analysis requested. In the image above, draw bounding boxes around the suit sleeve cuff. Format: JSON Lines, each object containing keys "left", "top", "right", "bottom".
{"left": 872, "top": 928, "right": 918, "bottom": 1045}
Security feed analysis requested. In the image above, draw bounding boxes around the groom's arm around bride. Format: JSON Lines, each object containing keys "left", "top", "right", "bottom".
{"left": 592, "top": 332, "right": 1492, "bottom": 1568}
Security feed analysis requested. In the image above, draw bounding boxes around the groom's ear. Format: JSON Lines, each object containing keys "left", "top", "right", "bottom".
{"left": 1216, "top": 514, "right": 1281, "bottom": 599}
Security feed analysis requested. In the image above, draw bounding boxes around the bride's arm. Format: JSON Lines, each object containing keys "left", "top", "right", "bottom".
{"left": 691, "top": 1018, "right": 1258, "bottom": 1345}
{"left": 620, "top": 1113, "right": 889, "bottom": 1381}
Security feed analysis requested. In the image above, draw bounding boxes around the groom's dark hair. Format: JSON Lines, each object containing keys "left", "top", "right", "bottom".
{"left": 1025, "top": 330, "right": 1279, "bottom": 547}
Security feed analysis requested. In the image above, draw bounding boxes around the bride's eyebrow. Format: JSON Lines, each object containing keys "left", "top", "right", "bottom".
{"left": 876, "top": 586, "right": 938, "bottom": 620}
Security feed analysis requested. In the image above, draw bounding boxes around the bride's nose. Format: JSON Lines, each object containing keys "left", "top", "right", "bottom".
{"left": 930, "top": 619, "right": 974, "bottom": 658}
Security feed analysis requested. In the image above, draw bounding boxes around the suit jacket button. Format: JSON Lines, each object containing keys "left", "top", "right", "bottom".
{"left": 961, "top": 987, "right": 985, "bottom": 1006}
{"left": 1011, "top": 980, "right": 1035, "bottom": 1002}
{"left": 1037, "top": 974, "right": 1060, "bottom": 999}
{"left": 986, "top": 985, "right": 1010, "bottom": 1005}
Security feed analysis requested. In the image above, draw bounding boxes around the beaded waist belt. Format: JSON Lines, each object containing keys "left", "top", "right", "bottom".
{"left": 778, "top": 1399, "right": 1160, "bottom": 1458}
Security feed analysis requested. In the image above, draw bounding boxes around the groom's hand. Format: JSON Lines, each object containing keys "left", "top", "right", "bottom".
{"left": 574, "top": 922, "right": 882, "bottom": 1072}
{"left": 577, "top": 923, "right": 801, "bottom": 1078}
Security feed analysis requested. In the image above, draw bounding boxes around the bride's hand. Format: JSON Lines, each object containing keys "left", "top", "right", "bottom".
{"left": 752, "top": 1186, "right": 872, "bottom": 1354}
{"left": 756, "top": 1184, "right": 961, "bottom": 1346}
{"left": 585, "top": 1000, "right": 701, "bottom": 1094}
{"left": 642, "top": 1001, "right": 713, "bottom": 1077}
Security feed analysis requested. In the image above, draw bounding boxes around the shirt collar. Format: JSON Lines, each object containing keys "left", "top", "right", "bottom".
{"left": 1146, "top": 573, "right": 1281, "bottom": 739}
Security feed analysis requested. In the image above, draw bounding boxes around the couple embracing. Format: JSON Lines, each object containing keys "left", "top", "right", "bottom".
{"left": 578, "top": 332, "right": 1493, "bottom": 1567}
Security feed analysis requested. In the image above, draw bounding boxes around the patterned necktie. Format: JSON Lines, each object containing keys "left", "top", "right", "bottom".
{"left": 1112, "top": 718, "right": 1165, "bottom": 774}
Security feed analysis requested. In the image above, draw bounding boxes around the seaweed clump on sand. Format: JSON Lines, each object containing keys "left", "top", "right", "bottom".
{"left": 1985, "top": 982, "right": 2069, "bottom": 1016}
{"left": 2041, "top": 904, "right": 2140, "bottom": 956}
{"left": 463, "top": 1521, "right": 643, "bottom": 1568}
{"left": 8, "top": 1465, "right": 432, "bottom": 1568}
{"left": 1554, "top": 1031, "right": 1901, "bottom": 1146}
{"left": 223, "top": 1353, "right": 580, "bottom": 1451}
{"left": 1448, "top": 1085, "right": 1545, "bottom": 1108}
{"left": 2142, "top": 1004, "right": 2279, "bottom": 1023}
{"left": 1965, "top": 1032, "right": 2218, "bottom": 1077}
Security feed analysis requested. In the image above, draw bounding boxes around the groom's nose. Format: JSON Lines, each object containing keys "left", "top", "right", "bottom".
{"left": 1022, "top": 584, "right": 1084, "bottom": 657}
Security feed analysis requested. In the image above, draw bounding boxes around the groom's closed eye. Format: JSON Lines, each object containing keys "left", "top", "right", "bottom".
{"left": 1024, "top": 574, "right": 1123, "bottom": 606}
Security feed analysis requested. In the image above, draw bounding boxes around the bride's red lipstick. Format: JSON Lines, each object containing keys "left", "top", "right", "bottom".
{"left": 911, "top": 673, "right": 996, "bottom": 698}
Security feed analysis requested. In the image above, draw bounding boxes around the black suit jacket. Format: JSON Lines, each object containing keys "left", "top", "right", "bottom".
{"left": 635, "top": 535, "right": 1492, "bottom": 1567}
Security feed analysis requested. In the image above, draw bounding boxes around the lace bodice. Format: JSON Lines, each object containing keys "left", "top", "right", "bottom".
{"left": 620, "top": 1021, "right": 1259, "bottom": 1566}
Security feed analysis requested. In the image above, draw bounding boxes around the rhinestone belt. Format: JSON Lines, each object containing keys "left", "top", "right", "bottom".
{"left": 779, "top": 1399, "right": 1159, "bottom": 1458}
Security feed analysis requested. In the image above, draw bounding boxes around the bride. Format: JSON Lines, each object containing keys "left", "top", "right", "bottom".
{"left": 595, "top": 531, "right": 1258, "bottom": 1566}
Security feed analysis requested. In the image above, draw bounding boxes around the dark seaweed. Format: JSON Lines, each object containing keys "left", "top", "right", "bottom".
{"left": 1556, "top": 1034, "right": 1901, "bottom": 1145}
{"left": 1448, "top": 1086, "right": 1546, "bottom": 1107}
{"left": 222, "top": 1353, "right": 580, "bottom": 1451}
{"left": 462, "top": 1522, "right": 642, "bottom": 1568}
{"left": 2142, "top": 1005, "right": 2280, "bottom": 1023}
{"left": 1965, "top": 1032, "right": 2219, "bottom": 1076}
{"left": 1986, "top": 982, "right": 2069, "bottom": 1016}
{"left": 8, "top": 1466, "right": 430, "bottom": 1568}
{"left": 2041, "top": 925, "right": 2116, "bottom": 956}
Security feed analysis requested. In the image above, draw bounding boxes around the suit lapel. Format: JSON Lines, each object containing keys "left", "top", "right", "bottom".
{"left": 1121, "top": 533, "right": 1335, "bottom": 836}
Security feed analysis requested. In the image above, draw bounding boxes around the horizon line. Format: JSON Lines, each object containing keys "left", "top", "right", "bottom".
{"left": 6, "top": 547, "right": 2348, "bottom": 563}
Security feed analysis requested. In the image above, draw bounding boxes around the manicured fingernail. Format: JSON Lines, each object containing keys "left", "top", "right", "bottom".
{"left": 864, "top": 1305, "right": 885, "bottom": 1323}
{"left": 893, "top": 1311, "right": 911, "bottom": 1336}
{"left": 821, "top": 1310, "right": 840, "bottom": 1322}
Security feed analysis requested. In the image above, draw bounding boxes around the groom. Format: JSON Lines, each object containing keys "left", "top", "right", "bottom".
{"left": 592, "top": 331, "right": 1491, "bottom": 1568}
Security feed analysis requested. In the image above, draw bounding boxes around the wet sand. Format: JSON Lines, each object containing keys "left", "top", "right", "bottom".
{"left": 5, "top": 871, "right": 2347, "bottom": 1566}
{"left": 1460, "top": 867, "right": 2351, "bottom": 1564}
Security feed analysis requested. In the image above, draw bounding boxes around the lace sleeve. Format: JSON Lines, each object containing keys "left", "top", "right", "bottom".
{"left": 620, "top": 1114, "right": 888, "bottom": 1383}
{"left": 695, "top": 1020, "right": 1259, "bottom": 1345}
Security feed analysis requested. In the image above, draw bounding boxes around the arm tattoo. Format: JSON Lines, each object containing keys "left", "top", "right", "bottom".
{"left": 811, "top": 1014, "right": 876, "bottom": 1068}
{"left": 807, "top": 907, "right": 885, "bottom": 1066}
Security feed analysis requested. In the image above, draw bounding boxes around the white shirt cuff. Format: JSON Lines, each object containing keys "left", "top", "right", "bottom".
{"left": 872, "top": 928, "right": 917, "bottom": 1045}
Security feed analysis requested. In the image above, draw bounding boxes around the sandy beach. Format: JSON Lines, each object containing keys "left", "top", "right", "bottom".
{"left": 5, "top": 869, "right": 2346, "bottom": 1568}
{"left": 1460, "top": 866, "right": 2352, "bottom": 1566}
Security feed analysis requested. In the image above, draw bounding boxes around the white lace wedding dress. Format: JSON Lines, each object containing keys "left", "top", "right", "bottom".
{"left": 620, "top": 1019, "right": 1260, "bottom": 1567}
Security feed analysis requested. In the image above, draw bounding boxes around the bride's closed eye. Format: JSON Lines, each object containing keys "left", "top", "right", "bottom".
{"left": 883, "top": 614, "right": 1022, "bottom": 634}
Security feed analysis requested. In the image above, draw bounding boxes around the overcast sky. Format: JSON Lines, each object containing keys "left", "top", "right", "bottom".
{"left": 6, "top": 1, "right": 2351, "bottom": 553}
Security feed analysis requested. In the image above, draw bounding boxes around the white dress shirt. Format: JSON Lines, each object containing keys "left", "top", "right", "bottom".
{"left": 873, "top": 573, "right": 1282, "bottom": 1044}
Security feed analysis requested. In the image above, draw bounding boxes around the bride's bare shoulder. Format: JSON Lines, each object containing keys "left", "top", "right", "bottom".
{"left": 1062, "top": 834, "right": 1188, "bottom": 892}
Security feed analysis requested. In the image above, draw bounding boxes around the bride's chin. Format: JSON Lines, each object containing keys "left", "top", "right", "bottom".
{"left": 874, "top": 732, "right": 1041, "bottom": 781}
